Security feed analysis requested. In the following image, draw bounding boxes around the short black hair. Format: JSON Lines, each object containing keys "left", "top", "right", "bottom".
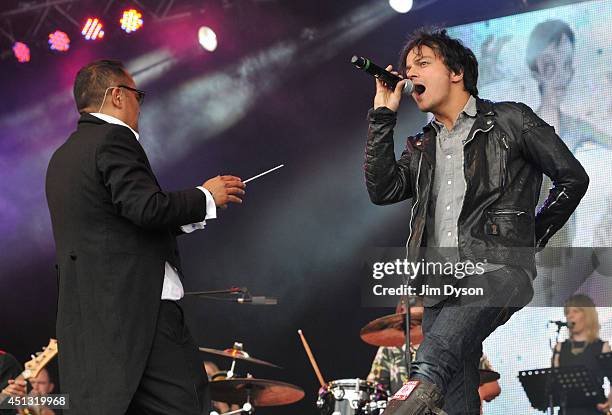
{"left": 73, "top": 59, "right": 129, "bottom": 112}
{"left": 398, "top": 27, "right": 479, "bottom": 97}
{"left": 526, "top": 19, "right": 575, "bottom": 73}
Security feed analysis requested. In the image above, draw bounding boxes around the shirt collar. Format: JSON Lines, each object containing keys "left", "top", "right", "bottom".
{"left": 431, "top": 95, "right": 477, "bottom": 132}
{"left": 89, "top": 112, "right": 140, "bottom": 141}
{"left": 463, "top": 95, "right": 477, "bottom": 117}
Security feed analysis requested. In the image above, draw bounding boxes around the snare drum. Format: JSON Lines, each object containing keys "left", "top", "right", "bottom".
{"left": 317, "top": 378, "right": 388, "bottom": 415}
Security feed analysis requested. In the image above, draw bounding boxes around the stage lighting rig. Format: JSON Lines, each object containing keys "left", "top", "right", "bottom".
{"left": 389, "top": 0, "right": 414, "bottom": 13}
{"left": 120, "top": 9, "right": 144, "bottom": 33}
{"left": 48, "top": 31, "right": 71, "bottom": 52}
{"left": 12, "top": 42, "right": 30, "bottom": 63}
{"left": 198, "top": 26, "right": 218, "bottom": 52}
{"left": 82, "top": 18, "right": 105, "bottom": 40}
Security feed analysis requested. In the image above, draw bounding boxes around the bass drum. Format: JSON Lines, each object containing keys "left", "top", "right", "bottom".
{"left": 317, "top": 378, "right": 388, "bottom": 415}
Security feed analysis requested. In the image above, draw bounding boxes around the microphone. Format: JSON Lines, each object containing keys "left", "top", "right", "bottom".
{"left": 351, "top": 55, "right": 414, "bottom": 94}
{"left": 237, "top": 296, "right": 278, "bottom": 305}
{"left": 549, "top": 320, "right": 575, "bottom": 328}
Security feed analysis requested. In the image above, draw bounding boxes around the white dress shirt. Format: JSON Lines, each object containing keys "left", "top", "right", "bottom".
{"left": 90, "top": 112, "right": 216, "bottom": 300}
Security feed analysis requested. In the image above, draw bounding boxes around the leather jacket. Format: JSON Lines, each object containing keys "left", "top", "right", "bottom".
{"left": 364, "top": 98, "right": 589, "bottom": 269}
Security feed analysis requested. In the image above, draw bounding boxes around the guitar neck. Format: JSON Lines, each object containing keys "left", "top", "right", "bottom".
{"left": 0, "top": 339, "right": 58, "bottom": 407}
{"left": 0, "top": 372, "right": 27, "bottom": 403}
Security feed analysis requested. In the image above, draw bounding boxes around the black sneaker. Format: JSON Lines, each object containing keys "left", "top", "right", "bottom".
{"left": 383, "top": 380, "right": 446, "bottom": 415}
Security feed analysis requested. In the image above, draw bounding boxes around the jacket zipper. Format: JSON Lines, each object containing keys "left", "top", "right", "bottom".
{"left": 536, "top": 224, "right": 554, "bottom": 247}
{"left": 500, "top": 134, "right": 508, "bottom": 189}
{"left": 491, "top": 210, "right": 526, "bottom": 216}
{"left": 407, "top": 152, "right": 423, "bottom": 247}
{"left": 546, "top": 188, "right": 568, "bottom": 210}
{"left": 535, "top": 188, "right": 568, "bottom": 246}
{"left": 458, "top": 123, "right": 495, "bottom": 253}
{"left": 500, "top": 134, "right": 509, "bottom": 150}
{"left": 463, "top": 123, "right": 494, "bottom": 147}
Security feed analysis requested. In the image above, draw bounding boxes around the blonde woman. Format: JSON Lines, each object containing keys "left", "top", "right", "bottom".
{"left": 553, "top": 294, "right": 612, "bottom": 414}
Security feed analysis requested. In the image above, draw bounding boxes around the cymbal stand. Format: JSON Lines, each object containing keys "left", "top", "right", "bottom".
{"left": 211, "top": 390, "right": 254, "bottom": 415}
{"left": 226, "top": 359, "right": 237, "bottom": 379}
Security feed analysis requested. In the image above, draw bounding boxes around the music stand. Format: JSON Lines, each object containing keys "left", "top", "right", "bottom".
{"left": 519, "top": 366, "right": 605, "bottom": 414}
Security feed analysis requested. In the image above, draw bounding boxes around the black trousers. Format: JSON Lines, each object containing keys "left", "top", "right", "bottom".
{"left": 126, "top": 300, "right": 210, "bottom": 415}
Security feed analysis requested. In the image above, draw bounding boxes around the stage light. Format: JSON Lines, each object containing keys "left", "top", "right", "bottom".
{"left": 12, "top": 42, "right": 30, "bottom": 63}
{"left": 48, "top": 30, "right": 70, "bottom": 52}
{"left": 198, "top": 26, "right": 218, "bottom": 52}
{"left": 389, "top": 0, "right": 413, "bottom": 13}
{"left": 82, "top": 18, "right": 105, "bottom": 40}
{"left": 120, "top": 9, "right": 144, "bottom": 33}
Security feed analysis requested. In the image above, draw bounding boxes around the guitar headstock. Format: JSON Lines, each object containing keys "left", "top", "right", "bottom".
{"left": 22, "top": 339, "right": 58, "bottom": 380}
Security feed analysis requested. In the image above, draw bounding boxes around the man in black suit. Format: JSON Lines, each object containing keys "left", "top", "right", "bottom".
{"left": 45, "top": 59, "right": 245, "bottom": 415}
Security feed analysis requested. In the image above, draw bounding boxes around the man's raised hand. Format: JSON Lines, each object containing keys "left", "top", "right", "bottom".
{"left": 203, "top": 175, "right": 246, "bottom": 209}
{"left": 373, "top": 65, "right": 406, "bottom": 112}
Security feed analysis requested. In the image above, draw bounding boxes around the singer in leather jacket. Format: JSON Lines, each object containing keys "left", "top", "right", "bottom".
{"left": 363, "top": 27, "right": 589, "bottom": 415}
{"left": 364, "top": 96, "right": 589, "bottom": 272}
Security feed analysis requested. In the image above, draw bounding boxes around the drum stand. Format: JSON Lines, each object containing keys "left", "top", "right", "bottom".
{"left": 210, "top": 389, "right": 254, "bottom": 415}
{"left": 211, "top": 398, "right": 253, "bottom": 415}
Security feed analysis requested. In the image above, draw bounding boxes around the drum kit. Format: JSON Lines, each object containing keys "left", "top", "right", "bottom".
{"left": 303, "top": 309, "right": 426, "bottom": 415}
{"left": 199, "top": 311, "right": 500, "bottom": 415}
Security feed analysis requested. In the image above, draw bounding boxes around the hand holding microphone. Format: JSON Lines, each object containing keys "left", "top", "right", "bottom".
{"left": 373, "top": 65, "right": 408, "bottom": 112}
{"left": 351, "top": 56, "right": 414, "bottom": 112}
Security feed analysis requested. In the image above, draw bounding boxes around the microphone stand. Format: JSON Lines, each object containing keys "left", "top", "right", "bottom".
{"left": 185, "top": 287, "right": 246, "bottom": 297}
{"left": 185, "top": 287, "right": 278, "bottom": 305}
{"left": 405, "top": 295, "right": 411, "bottom": 381}
{"left": 185, "top": 287, "right": 250, "bottom": 303}
{"left": 546, "top": 321, "right": 564, "bottom": 415}
{"left": 402, "top": 270, "right": 412, "bottom": 380}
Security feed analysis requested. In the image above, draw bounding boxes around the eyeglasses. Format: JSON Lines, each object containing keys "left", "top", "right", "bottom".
{"left": 117, "top": 84, "right": 146, "bottom": 105}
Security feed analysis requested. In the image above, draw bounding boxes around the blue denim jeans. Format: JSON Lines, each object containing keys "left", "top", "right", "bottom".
{"left": 410, "top": 266, "right": 534, "bottom": 415}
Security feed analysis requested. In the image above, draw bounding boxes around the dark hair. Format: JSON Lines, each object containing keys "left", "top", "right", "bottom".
{"left": 398, "top": 27, "right": 479, "bottom": 97}
{"left": 526, "top": 19, "right": 575, "bottom": 73}
{"left": 73, "top": 59, "right": 129, "bottom": 112}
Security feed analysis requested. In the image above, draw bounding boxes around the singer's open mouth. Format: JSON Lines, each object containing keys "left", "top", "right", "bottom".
{"left": 414, "top": 84, "right": 426, "bottom": 95}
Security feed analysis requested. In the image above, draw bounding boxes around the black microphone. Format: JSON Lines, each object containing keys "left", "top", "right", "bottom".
{"left": 351, "top": 55, "right": 414, "bottom": 94}
{"left": 236, "top": 296, "right": 278, "bottom": 305}
{"left": 549, "top": 320, "right": 575, "bottom": 328}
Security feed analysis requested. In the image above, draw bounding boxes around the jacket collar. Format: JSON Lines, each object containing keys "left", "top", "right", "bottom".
{"left": 464, "top": 97, "right": 496, "bottom": 146}
{"left": 413, "top": 96, "right": 496, "bottom": 159}
{"left": 77, "top": 112, "right": 140, "bottom": 141}
{"left": 474, "top": 97, "right": 495, "bottom": 116}
{"left": 78, "top": 112, "right": 107, "bottom": 125}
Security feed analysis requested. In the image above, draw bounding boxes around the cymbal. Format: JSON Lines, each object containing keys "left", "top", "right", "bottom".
{"left": 479, "top": 369, "right": 500, "bottom": 385}
{"left": 360, "top": 310, "right": 423, "bottom": 347}
{"left": 199, "top": 346, "right": 281, "bottom": 369}
{"left": 210, "top": 378, "right": 305, "bottom": 406}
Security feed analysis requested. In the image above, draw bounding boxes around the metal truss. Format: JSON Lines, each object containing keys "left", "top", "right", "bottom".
{"left": 0, "top": 0, "right": 200, "bottom": 46}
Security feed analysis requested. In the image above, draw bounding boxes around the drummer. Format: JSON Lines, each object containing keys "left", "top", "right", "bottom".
{"left": 366, "top": 298, "right": 424, "bottom": 394}
{"left": 367, "top": 298, "right": 500, "bottom": 412}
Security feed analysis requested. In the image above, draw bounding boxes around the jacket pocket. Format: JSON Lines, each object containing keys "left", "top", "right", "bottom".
{"left": 485, "top": 209, "right": 532, "bottom": 246}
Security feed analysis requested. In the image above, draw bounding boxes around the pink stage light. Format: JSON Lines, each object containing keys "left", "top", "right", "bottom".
{"left": 120, "top": 9, "right": 143, "bottom": 33}
{"left": 82, "top": 18, "right": 105, "bottom": 40}
{"left": 48, "top": 30, "right": 70, "bottom": 52}
{"left": 12, "top": 42, "right": 30, "bottom": 63}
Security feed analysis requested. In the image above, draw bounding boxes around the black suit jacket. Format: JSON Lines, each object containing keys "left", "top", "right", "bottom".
{"left": 45, "top": 113, "right": 207, "bottom": 414}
